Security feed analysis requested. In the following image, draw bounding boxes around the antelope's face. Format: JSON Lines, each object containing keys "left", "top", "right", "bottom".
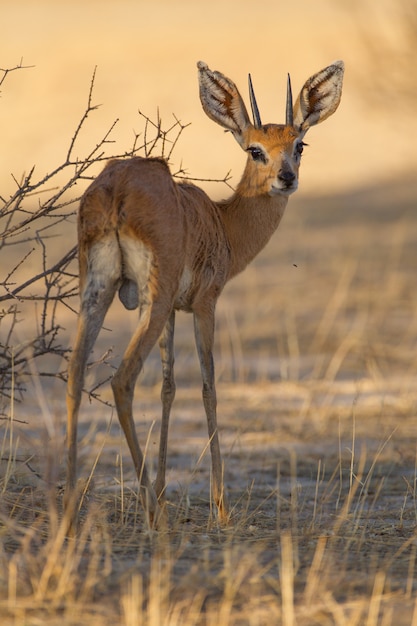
{"left": 198, "top": 59, "right": 344, "bottom": 198}
{"left": 243, "top": 124, "right": 305, "bottom": 197}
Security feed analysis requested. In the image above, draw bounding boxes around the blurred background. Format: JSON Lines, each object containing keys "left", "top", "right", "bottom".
{"left": 1, "top": 0, "right": 416, "bottom": 403}
{"left": 1, "top": 0, "right": 416, "bottom": 199}
{"left": 1, "top": 6, "right": 417, "bottom": 619}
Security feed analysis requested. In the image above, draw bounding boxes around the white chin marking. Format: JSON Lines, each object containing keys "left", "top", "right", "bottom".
{"left": 269, "top": 184, "right": 297, "bottom": 197}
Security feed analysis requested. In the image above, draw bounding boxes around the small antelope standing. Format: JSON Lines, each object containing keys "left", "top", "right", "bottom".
{"left": 66, "top": 60, "right": 344, "bottom": 528}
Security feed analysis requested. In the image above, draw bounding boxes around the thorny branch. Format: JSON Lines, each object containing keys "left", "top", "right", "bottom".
{"left": 0, "top": 58, "right": 33, "bottom": 90}
{"left": 0, "top": 63, "right": 231, "bottom": 410}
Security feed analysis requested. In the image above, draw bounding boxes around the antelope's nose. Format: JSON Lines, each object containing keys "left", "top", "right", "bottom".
{"left": 278, "top": 169, "right": 296, "bottom": 186}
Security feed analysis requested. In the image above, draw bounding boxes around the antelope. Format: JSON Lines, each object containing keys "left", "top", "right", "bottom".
{"left": 65, "top": 60, "right": 344, "bottom": 529}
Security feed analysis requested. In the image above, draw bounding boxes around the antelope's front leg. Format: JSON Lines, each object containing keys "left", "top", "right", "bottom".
{"left": 193, "top": 308, "right": 229, "bottom": 524}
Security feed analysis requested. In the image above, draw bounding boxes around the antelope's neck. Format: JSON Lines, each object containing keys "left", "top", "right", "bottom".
{"left": 217, "top": 192, "right": 289, "bottom": 279}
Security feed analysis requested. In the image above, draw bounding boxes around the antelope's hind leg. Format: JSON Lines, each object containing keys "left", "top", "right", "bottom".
{"left": 110, "top": 298, "right": 174, "bottom": 528}
{"left": 65, "top": 240, "right": 120, "bottom": 529}
{"left": 155, "top": 310, "right": 176, "bottom": 501}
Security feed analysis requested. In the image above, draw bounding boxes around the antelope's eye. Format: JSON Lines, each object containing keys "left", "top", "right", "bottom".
{"left": 247, "top": 145, "right": 267, "bottom": 164}
{"left": 295, "top": 141, "right": 307, "bottom": 156}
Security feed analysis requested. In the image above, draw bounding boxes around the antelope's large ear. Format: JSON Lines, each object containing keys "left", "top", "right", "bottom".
{"left": 293, "top": 60, "right": 344, "bottom": 134}
{"left": 197, "top": 61, "right": 251, "bottom": 147}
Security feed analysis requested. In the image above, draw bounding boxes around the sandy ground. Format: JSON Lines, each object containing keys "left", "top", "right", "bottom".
{"left": 1, "top": 174, "right": 416, "bottom": 624}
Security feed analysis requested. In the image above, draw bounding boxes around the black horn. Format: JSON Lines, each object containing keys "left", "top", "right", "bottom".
{"left": 248, "top": 73, "right": 262, "bottom": 128}
{"left": 286, "top": 73, "right": 294, "bottom": 126}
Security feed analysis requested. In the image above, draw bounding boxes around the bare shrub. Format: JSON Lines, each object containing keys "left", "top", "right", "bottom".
{"left": 0, "top": 63, "right": 229, "bottom": 412}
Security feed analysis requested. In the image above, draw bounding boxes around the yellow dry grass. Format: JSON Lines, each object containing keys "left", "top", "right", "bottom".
{"left": 1, "top": 175, "right": 417, "bottom": 625}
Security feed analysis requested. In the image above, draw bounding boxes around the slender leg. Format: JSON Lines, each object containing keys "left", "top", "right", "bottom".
{"left": 65, "top": 279, "right": 116, "bottom": 527}
{"left": 154, "top": 310, "right": 176, "bottom": 500}
{"left": 111, "top": 300, "right": 172, "bottom": 528}
{"left": 193, "top": 307, "right": 229, "bottom": 523}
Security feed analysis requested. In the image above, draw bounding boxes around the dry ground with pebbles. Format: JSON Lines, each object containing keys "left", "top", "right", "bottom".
{"left": 1, "top": 177, "right": 417, "bottom": 625}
